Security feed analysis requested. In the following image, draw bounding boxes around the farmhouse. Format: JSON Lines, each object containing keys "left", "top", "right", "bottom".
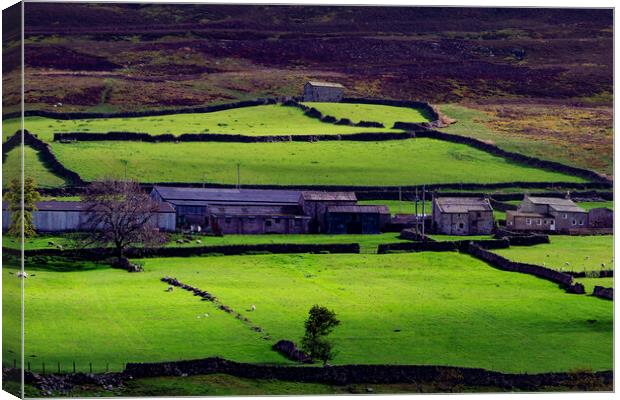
{"left": 432, "top": 197, "right": 495, "bottom": 235}
{"left": 151, "top": 186, "right": 390, "bottom": 234}
{"left": 2, "top": 201, "right": 176, "bottom": 232}
{"left": 303, "top": 81, "right": 345, "bottom": 102}
{"left": 505, "top": 196, "right": 587, "bottom": 233}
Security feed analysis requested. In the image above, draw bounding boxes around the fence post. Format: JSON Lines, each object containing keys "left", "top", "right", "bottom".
{"left": 73, "top": 360, "right": 76, "bottom": 373}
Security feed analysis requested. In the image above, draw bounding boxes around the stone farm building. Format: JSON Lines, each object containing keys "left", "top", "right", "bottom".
{"left": 303, "top": 81, "right": 345, "bottom": 102}
{"left": 506, "top": 195, "right": 612, "bottom": 233}
{"left": 2, "top": 201, "right": 176, "bottom": 232}
{"left": 150, "top": 186, "right": 390, "bottom": 234}
{"left": 432, "top": 197, "right": 495, "bottom": 235}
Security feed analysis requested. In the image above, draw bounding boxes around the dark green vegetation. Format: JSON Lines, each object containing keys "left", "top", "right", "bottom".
{"left": 4, "top": 252, "right": 612, "bottom": 374}
{"left": 493, "top": 235, "right": 613, "bottom": 273}
{"left": 48, "top": 139, "right": 585, "bottom": 186}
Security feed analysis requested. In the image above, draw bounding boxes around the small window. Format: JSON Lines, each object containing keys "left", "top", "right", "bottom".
{"left": 572, "top": 219, "right": 577, "bottom": 225}
{"left": 476, "top": 212, "right": 482, "bottom": 218}
{"left": 508, "top": 221, "right": 513, "bottom": 225}
{"left": 536, "top": 219, "right": 542, "bottom": 225}
{"left": 563, "top": 213, "right": 568, "bottom": 219}
{"left": 579, "top": 219, "right": 584, "bottom": 226}
{"left": 543, "top": 220, "right": 548, "bottom": 225}
{"left": 265, "top": 220, "right": 272, "bottom": 227}
{"left": 274, "top": 218, "right": 281, "bottom": 224}
{"left": 526, "top": 218, "right": 532, "bottom": 225}
{"left": 458, "top": 222, "right": 464, "bottom": 229}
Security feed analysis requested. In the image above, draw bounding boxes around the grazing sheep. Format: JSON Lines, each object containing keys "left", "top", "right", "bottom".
{"left": 204, "top": 313, "right": 209, "bottom": 317}
{"left": 601, "top": 263, "right": 606, "bottom": 268}
{"left": 17, "top": 271, "right": 28, "bottom": 278}
{"left": 196, "top": 240, "right": 202, "bottom": 244}
{"left": 48, "top": 241, "right": 55, "bottom": 246}
{"left": 56, "top": 245, "right": 63, "bottom": 251}
{"left": 251, "top": 305, "right": 256, "bottom": 312}
{"left": 564, "top": 262, "right": 570, "bottom": 266}
{"left": 166, "top": 286, "right": 174, "bottom": 292}
{"left": 176, "top": 239, "right": 184, "bottom": 244}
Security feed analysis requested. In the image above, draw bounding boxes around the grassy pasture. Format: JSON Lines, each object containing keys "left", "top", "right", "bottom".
{"left": 49, "top": 139, "right": 586, "bottom": 186}
{"left": 576, "top": 201, "right": 613, "bottom": 210}
{"left": 3, "top": 233, "right": 407, "bottom": 254}
{"left": 3, "top": 105, "right": 397, "bottom": 143}
{"left": 301, "top": 102, "right": 431, "bottom": 127}
{"left": 493, "top": 235, "right": 613, "bottom": 273}
{"left": 4, "top": 252, "right": 612, "bottom": 373}
{"left": 2, "top": 146, "right": 68, "bottom": 188}
{"left": 574, "top": 278, "right": 613, "bottom": 294}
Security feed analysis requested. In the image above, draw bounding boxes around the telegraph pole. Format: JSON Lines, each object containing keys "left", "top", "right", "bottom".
{"left": 236, "top": 163, "right": 240, "bottom": 189}
{"left": 421, "top": 185, "right": 426, "bottom": 238}
{"left": 414, "top": 187, "right": 419, "bottom": 234}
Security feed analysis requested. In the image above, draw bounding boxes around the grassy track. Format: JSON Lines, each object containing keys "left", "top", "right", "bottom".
{"left": 3, "top": 233, "right": 407, "bottom": 254}
{"left": 4, "top": 252, "right": 612, "bottom": 373}
{"left": 493, "top": 235, "right": 613, "bottom": 273}
{"left": 2, "top": 146, "right": 67, "bottom": 188}
{"left": 50, "top": 139, "right": 586, "bottom": 186}
{"left": 3, "top": 105, "right": 397, "bottom": 143}
{"left": 301, "top": 102, "right": 431, "bottom": 127}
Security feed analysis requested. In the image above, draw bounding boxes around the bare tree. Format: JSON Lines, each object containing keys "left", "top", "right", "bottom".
{"left": 81, "top": 179, "right": 167, "bottom": 265}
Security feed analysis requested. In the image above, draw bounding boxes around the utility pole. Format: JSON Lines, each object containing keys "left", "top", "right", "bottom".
{"left": 421, "top": 185, "right": 426, "bottom": 238}
{"left": 398, "top": 187, "right": 402, "bottom": 214}
{"left": 236, "top": 163, "right": 240, "bottom": 189}
{"left": 414, "top": 187, "right": 419, "bottom": 234}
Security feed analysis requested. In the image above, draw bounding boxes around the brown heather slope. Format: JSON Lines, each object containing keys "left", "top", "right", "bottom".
{"left": 11, "top": 4, "right": 613, "bottom": 175}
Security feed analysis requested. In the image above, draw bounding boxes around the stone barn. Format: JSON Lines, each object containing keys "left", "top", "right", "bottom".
{"left": 325, "top": 205, "right": 390, "bottom": 234}
{"left": 303, "top": 81, "right": 345, "bottom": 102}
{"left": 2, "top": 201, "right": 176, "bottom": 232}
{"left": 432, "top": 197, "right": 495, "bottom": 235}
{"left": 587, "top": 207, "right": 613, "bottom": 229}
{"left": 505, "top": 196, "right": 587, "bottom": 233}
{"left": 299, "top": 191, "right": 358, "bottom": 233}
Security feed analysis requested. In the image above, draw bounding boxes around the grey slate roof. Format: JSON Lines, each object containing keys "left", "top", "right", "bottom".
{"left": 526, "top": 196, "right": 586, "bottom": 213}
{"left": 301, "top": 191, "right": 357, "bottom": 201}
{"left": 327, "top": 205, "right": 390, "bottom": 214}
{"left": 434, "top": 197, "right": 493, "bottom": 214}
{"left": 306, "top": 81, "right": 345, "bottom": 89}
{"left": 153, "top": 186, "right": 302, "bottom": 205}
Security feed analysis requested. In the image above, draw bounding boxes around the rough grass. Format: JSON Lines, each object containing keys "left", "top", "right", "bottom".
{"left": 4, "top": 252, "right": 612, "bottom": 374}
{"left": 3, "top": 105, "right": 397, "bottom": 143}
{"left": 50, "top": 139, "right": 587, "bottom": 186}
{"left": 438, "top": 103, "right": 612, "bottom": 176}
{"left": 2, "top": 146, "right": 68, "bottom": 188}
{"left": 493, "top": 235, "right": 613, "bottom": 273}
{"left": 301, "top": 102, "right": 431, "bottom": 127}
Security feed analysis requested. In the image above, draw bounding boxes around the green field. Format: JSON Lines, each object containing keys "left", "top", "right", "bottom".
{"left": 301, "top": 102, "right": 431, "bottom": 127}
{"left": 49, "top": 139, "right": 586, "bottom": 186}
{"left": 493, "top": 235, "right": 613, "bottom": 273}
{"left": 4, "top": 252, "right": 612, "bottom": 374}
{"left": 3, "top": 232, "right": 407, "bottom": 254}
{"left": 576, "top": 201, "right": 614, "bottom": 211}
{"left": 428, "top": 235, "right": 495, "bottom": 241}
{"left": 2, "top": 146, "right": 68, "bottom": 188}
{"left": 3, "top": 105, "right": 396, "bottom": 143}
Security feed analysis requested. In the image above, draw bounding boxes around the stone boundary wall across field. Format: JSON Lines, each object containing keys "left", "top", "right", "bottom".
{"left": 53, "top": 131, "right": 413, "bottom": 143}
{"left": 8, "top": 243, "right": 360, "bottom": 260}
{"left": 2, "top": 98, "right": 280, "bottom": 121}
{"left": 2, "top": 130, "right": 84, "bottom": 185}
{"left": 122, "top": 357, "right": 612, "bottom": 390}
{"left": 463, "top": 244, "right": 583, "bottom": 293}
{"left": 567, "top": 270, "right": 613, "bottom": 278}
{"left": 404, "top": 129, "right": 611, "bottom": 184}
{"left": 377, "top": 239, "right": 510, "bottom": 254}
{"left": 593, "top": 286, "right": 613, "bottom": 300}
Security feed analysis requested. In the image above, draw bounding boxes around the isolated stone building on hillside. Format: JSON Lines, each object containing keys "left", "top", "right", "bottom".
{"left": 303, "top": 81, "right": 345, "bottom": 102}
{"left": 432, "top": 197, "right": 495, "bottom": 235}
{"left": 505, "top": 196, "right": 587, "bottom": 233}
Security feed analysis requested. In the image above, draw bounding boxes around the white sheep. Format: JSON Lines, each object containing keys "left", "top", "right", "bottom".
{"left": 564, "top": 262, "right": 570, "bottom": 266}
{"left": 251, "top": 305, "right": 256, "bottom": 312}
{"left": 196, "top": 240, "right": 202, "bottom": 244}
{"left": 166, "top": 286, "right": 174, "bottom": 292}
{"left": 204, "top": 313, "right": 209, "bottom": 317}
{"left": 17, "top": 271, "right": 28, "bottom": 278}
{"left": 601, "top": 263, "right": 606, "bottom": 268}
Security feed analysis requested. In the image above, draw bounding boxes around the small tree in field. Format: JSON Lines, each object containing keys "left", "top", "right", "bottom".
{"left": 4, "top": 177, "right": 40, "bottom": 238}
{"left": 301, "top": 305, "right": 340, "bottom": 366}
{"left": 81, "top": 179, "right": 166, "bottom": 265}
